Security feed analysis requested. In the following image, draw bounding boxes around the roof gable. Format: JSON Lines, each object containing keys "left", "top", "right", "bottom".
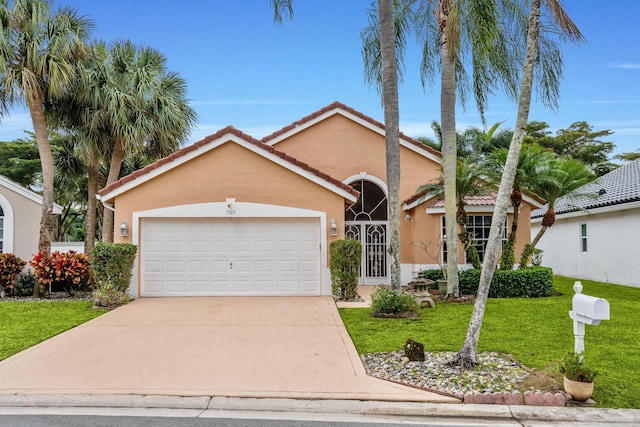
{"left": 0, "top": 175, "right": 63, "bottom": 214}
{"left": 532, "top": 158, "right": 640, "bottom": 218}
{"left": 261, "top": 101, "right": 442, "bottom": 163}
{"left": 98, "top": 126, "right": 359, "bottom": 203}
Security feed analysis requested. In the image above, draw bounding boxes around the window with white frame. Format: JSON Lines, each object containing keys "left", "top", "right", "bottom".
{"left": 442, "top": 215, "right": 507, "bottom": 263}
{"left": 580, "top": 223, "right": 587, "bottom": 252}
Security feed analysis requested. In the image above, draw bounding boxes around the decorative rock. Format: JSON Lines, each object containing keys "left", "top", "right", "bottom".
{"left": 403, "top": 339, "right": 425, "bottom": 362}
{"left": 401, "top": 356, "right": 410, "bottom": 364}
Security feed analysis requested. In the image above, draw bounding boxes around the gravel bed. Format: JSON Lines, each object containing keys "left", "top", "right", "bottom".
{"left": 362, "top": 351, "right": 533, "bottom": 399}
{"left": 0, "top": 292, "right": 91, "bottom": 302}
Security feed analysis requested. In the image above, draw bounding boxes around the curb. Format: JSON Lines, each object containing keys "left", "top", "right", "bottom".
{"left": 1, "top": 394, "right": 640, "bottom": 424}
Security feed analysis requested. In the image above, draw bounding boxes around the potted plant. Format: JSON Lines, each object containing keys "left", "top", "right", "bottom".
{"left": 559, "top": 351, "right": 598, "bottom": 401}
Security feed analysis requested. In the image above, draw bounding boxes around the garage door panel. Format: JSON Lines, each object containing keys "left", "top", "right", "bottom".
{"left": 141, "top": 218, "right": 320, "bottom": 296}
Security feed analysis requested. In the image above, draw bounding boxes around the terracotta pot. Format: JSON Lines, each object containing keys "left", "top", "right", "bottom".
{"left": 563, "top": 376, "right": 594, "bottom": 401}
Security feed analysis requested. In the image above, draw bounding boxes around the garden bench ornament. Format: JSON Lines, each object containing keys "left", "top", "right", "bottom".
{"left": 569, "top": 281, "right": 610, "bottom": 359}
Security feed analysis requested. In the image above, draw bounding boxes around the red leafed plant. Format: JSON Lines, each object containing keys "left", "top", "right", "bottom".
{"left": 0, "top": 253, "right": 26, "bottom": 290}
{"left": 30, "top": 251, "right": 89, "bottom": 293}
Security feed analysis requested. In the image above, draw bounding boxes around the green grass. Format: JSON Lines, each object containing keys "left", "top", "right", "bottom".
{"left": 0, "top": 300, "right": 106, "bottom": 361}
{"left": 339, "top": 276, "right": 640, "bottom": 409}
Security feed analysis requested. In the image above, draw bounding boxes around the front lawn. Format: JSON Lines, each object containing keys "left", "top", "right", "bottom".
{"left": 0, "top": 300, "right": 105, "bottom": 361}
{"left": 339, "top": 276, "right": 640, "bottom": 409}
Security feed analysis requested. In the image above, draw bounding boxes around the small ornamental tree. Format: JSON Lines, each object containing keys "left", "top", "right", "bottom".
{"left": 329, "top": 239, "right": 362, "bottom": 301}
{"left": 0, "top": 253, "right": 27, "bottom": 291}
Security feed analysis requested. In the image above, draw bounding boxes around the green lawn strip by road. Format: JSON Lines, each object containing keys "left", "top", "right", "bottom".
{"left": 339, "top": 276, "right": 640, "bottom": 409}
{"left": 0, "top": 301, "right": 106, "bottom": 361}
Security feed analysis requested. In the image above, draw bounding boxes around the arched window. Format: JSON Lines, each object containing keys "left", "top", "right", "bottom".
{"left": 345, "top": 180, "right": 387, "bottom": 221}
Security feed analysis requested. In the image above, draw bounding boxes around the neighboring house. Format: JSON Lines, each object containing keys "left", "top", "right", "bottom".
{"left": 0, "top": 175, "right": 63, "bottom": 263}
{"left": 98, "top": 102, "right": 541, "bottom": 298}
{"left": 531, "top": 158, "right": 640, "bottom": 288}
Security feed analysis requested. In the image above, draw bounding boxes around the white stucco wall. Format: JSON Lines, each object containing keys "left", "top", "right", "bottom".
{"left": 531, "top": 205, "right": 640, "bottom": 288}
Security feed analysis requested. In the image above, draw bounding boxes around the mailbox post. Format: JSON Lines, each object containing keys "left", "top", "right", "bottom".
{"left": 569, "top": 282, "right": 610, "bottom": 358}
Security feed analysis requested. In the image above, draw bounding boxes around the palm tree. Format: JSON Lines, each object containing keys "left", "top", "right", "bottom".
{"left": 455, "top": 0, "right": 584, "bottom": 368}
{"left": 418, "top": 158, "right": 490, "bottom": 270}
{"left": 488, "top": 144, "right": 555, "bottom": 269}
{"left": 0, "top": 0, "right": 92, "bottom": 297}
{"left": 364, "top": 0, "right": 526, "bottom": 297}
{"left": 84, "top": 40, "right": 196, "bottom": 242}
{"left": 524, "top": 157, "right": 594, "bottom": 260}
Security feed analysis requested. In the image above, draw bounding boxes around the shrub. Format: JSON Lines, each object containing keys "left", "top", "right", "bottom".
{"left": 0, "top": 253, "right": 26, "bottom": 290}
{"left": 92, "top": 243, "right": 137, "bottom": 292}
{"left": 559, "top": 352, "right": 597, "bottom": 383}
{"left": 92, "top": 283, "right": 130, "bottom": 310}
{"left": 30, "top": 251, "right": 90, "bottom": 294}
{"left": 329, "top": 239, "right": 361, "bottom": 301}
{"left": 370, "top": 287, "right": 419, "bottom": 316}
{"left": 458, "top": 266, "right": 553, "bottom": 298}
{"left": 12, "top": 271, "right": 36, "bottom": 297}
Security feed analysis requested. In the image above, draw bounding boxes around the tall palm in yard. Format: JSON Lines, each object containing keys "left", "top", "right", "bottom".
{"left": 418, "top": 158, "right": 489, "bottom": 270}
{"left": 455, "top": 0, "right": 584, "bottom": 368}
{"left": 90, "top": 40, "right": 196, "bottom": 242}
{"left": 0, "top": 0, "right": 91, "bottom": 260}
{"left": 275, "top": 0, "right": 404, "bottom": 290}
{"left": 363, "top": 0, "right": 525, "bottom": 297}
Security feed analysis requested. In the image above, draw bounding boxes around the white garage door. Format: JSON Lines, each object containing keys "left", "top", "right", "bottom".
{"left": 140, "top": 218, "right": 321, "bottom": 296}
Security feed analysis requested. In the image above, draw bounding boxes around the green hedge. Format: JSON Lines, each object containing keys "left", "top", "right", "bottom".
{"left": 459, "top": 266, "right": 553, "bottom": 298}
{"left": 92, "top": 243, "right": 137, "bottom": 293}
{"left": 329, "top": 239, "right": 362, "bottom": 301}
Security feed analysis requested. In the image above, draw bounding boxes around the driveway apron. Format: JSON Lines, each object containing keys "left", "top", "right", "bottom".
{"left": 0, "top": 297, "right": 456, "bottom": 402}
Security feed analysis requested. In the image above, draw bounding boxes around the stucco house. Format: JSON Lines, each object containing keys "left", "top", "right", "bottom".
{"left": 531, "top": 158, "right": 640, "bottom": 288}
{"left": 98, "top": 102, "right": 541, "bottom": 298}
{"left": 0, "top": 175, "right": 63, "bottom": 263}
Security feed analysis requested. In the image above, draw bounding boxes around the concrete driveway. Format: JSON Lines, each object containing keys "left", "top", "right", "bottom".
{"left": 0, "top": 297, "right": 457, "bottom": 402}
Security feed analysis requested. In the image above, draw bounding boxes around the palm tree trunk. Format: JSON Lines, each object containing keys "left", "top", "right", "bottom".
{"left": 28, "top": 93, "right": 55, "bottom": 297}
{"left": 379, "top": 0, "right": 402, "bottom": 291}
{"left": 439, "top": 4, "right": 459, "bottom": 297}
{"left": 102, "top": 139, "right": 125, "bottom": 243}
{"left": 85, "top": 159, "right": 99, "bottom": 254}
{"left": 530, "top": 225, "right": 548, "bottom": 248}
{"left": 455, "top": 0, "right": 541, "bottom": 368}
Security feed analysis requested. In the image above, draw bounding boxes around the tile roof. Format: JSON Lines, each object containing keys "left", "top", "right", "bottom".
{"left": 98, "top": 126, "right": 360, "bottom": 200}
{"left": 424, "top": 192, "right": 499, "bottom": 208}
{"left": 531, "top": 158, "right": 640, "bottom": 218}
{"left": 261, "top": 101, "right": 442, "bottom": 158}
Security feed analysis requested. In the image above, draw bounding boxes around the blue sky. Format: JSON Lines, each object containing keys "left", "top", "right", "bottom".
{"left": 1, "top": 0, "right": 639, "bottom": 155}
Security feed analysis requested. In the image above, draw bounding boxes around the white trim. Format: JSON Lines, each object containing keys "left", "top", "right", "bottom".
{"left": 425, "top": 205, "right": 514, "bottom": 214}
{"left": 130, "top": 202, "right": 329, "bottom": 299}
{"left": 0, "top": 175, "right": 63, "bottom": 214}
{"left": 99, "top": 132, "right": 357, "bottom": 204}
{"left": 265, "top": 107, "right": 442, "bottom": 164}
{"left": 531, "top": 200, "right": 640, "bottom": 223}
{"left": 343, "top": 172, "right": 389, "bottom": 195}
{"left": 0, "top": 193, "right": 14, "bottom": 253}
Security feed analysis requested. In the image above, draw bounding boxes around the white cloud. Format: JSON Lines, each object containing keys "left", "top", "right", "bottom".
{"left": 611, "top": 64, "right": 640, "bottom": 69}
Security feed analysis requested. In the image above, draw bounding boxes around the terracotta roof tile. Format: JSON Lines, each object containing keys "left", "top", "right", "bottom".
{"left": 98, "top": 125, "right": 360, "bottom": 199}
{"left": 261, "top": 101, "right": 442, "bottom": 158}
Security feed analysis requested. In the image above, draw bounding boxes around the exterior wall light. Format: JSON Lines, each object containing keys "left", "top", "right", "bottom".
{"left": 330, "top": 219, "right": 338, "bottom": 236}
{"left": 119, "top": 220, "right": 128, "bottom": 237}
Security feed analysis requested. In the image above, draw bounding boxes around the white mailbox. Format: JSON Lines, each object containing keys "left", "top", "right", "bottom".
{"left": 568, "top": 282, "right": 610, "bottom": 356}
{"left": 571, "top": 293, "right": 610, "bottom": 325}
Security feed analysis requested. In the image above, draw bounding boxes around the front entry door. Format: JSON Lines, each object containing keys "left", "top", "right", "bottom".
{"left": 345, "top": 222, "right": 388, "bottom": 284}
{"left": 344, "top": 179, "right": 388, "bottom": 285}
